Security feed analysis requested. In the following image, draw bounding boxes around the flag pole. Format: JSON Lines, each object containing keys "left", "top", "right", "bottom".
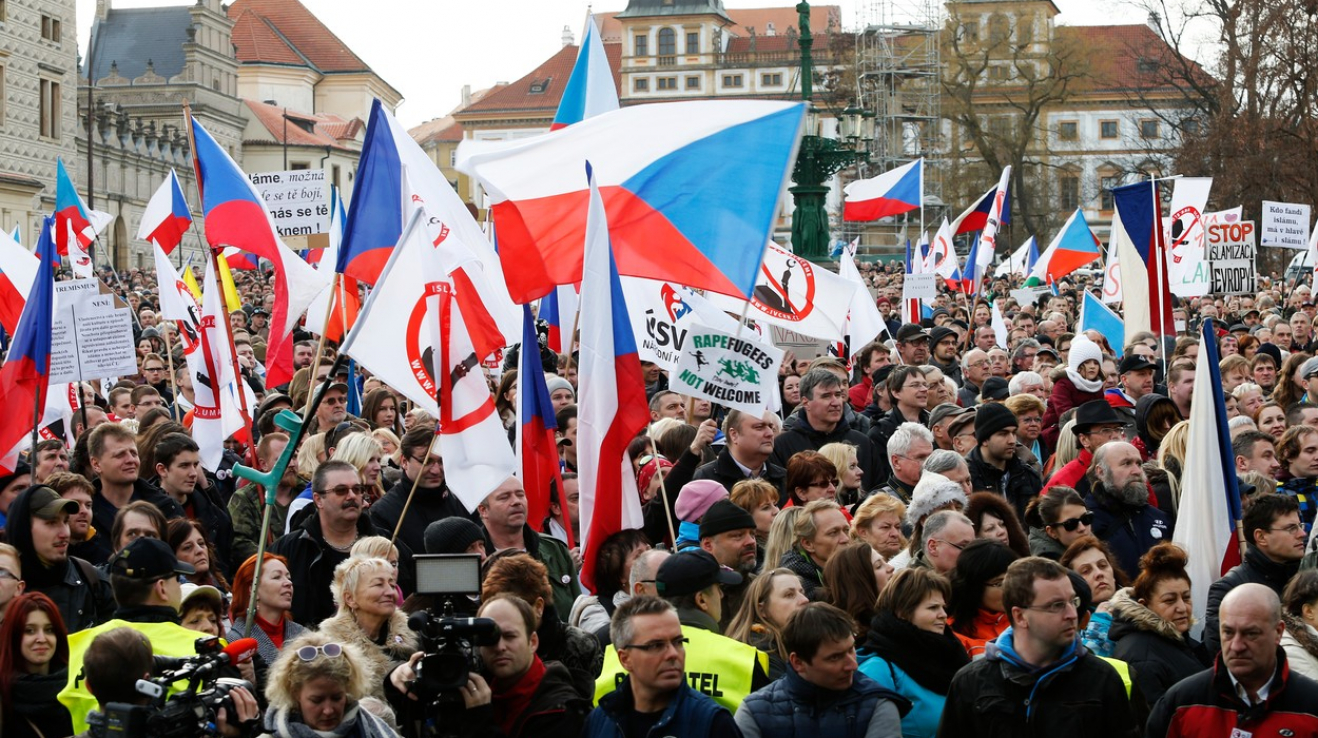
{"left": 1151, "top": 177, "right": 1171, "bottom": 378}
{"left": 646, "top": 436, "right": 678, "bottom": 545}
{"left": 390, "top": 440, "right": 433, "bottom": 546}
{"left": 162, "top": 326, "right": 181, "bottom": 422}
{"left": 30, "top": 382, "right": 40, "bottom": 458}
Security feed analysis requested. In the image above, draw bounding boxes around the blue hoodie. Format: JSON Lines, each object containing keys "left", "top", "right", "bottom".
{"left": 984, "top": 626, "right": 1084, "bottom": 722}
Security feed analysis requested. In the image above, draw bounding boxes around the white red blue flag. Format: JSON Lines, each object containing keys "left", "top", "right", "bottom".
{"left": 551, "top": 15, "right": 618, "bottom": 130}
{"left": 518, "top": 303, "right": 570, "bottom": 546}
{"left": 0, "top": 227, "right": 38, "bottom": 335}
{"left": 843, "top": 159, "right": 922, "bottom": 222}
{"left": 1113, "top": 180, "right": 1175, "bottom": 344}
{"left": 138, "top": 169, "right": 193, "bottom": 255}
{"left": 576, "top": 165, "right": 650, "bottom": 592}
{"left": 0, "top": 217, "right": 55, "bottom": 472}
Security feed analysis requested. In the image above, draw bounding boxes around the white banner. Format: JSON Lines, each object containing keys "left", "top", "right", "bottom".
{"left": 247, "top": 168, "right": 329, "bottom": 237}
{"left": 1261, "top": 201, "right": 1312, "bottom": 249}
{"left": 670, "top": 323, "right": 783, "bottom": 415}
{"left": 620, "top": 278, "right": 740, "bottom": 372}
{"left": 1166, "top": 177, "right": 1212, "bottom": 297}
{"left": 705, "top": 243, "right": 857, "bottom": 341}
{"left": 1206, "top": 220, "right": 1256, "bottom": 295}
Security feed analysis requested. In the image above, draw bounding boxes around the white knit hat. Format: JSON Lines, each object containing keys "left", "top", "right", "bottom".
{"left": 905, "top": 472, "right": 969, "bottom": 527}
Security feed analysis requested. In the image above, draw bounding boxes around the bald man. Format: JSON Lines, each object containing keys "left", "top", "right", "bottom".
{"left": 1147, "top": 583, "right": 1318, "bottom": 737}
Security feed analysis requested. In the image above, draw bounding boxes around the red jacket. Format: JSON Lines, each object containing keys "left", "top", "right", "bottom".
{"left": 1042, "top": 375, "right": 1105, "bottom": 449}
{"left": 1044, "top": 449, "right": 1093, "bottom": 493}
{"left": 1147, "top": 650, "right": 1318, "bottom": 738}
{"left": 849, "top": 376, "right": 872, "bottom": 412}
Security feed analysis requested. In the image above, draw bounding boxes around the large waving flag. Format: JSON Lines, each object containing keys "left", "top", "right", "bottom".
{"left": 137, "top": 170, "right": 193, "bottom": 254}
{"left": 1112, "top": 180, "right": 1174, "bottom": 345}
{"left": 338, "top": 101, "right": 518, "bottom": 339}
{"left": 457, "top": 100, "right": 805, "bottom": 303}
{"left": 0, "top": 227, "right": 38, "bottom": 335}
{"left": 551, "top": 14, "right": 618, "bottom": 130}
{"left": 1173, "top": 319, "right": 1243, "bottom": 637}
{"left": 705, "top": 242, "right": 858, "bottom": 341}
{"left": 0, "top": 217, "right": 55, "bottom": 473}
{"left": 975, "top": 166, "right": 1012, "bottom": 274}
{"left": 995, "top": 235, "right": 1038, "bottom": 278}
{"left": 901, "top": 239, "right": 925, "bottom": 325}
{"left": 189, "top": 261, "right": 250, "bottom": 470}
{"left": 188, "top": 116, "right": 329, "bottom": 389}
{"left": 843, "top": 159, "right": 923, "bottom": 222}
{"left": 577, "top": 165, "right": 650, "bottom": 592}
{"left": 928, "top": 217, "right": 959, "bottom": 282}
{"left": 1077, "top": 291, "right": 1125, "bottom": 356}
{"left": 839, "top": 240, "right": 888, "bottom": 351}
{"left": 54, "top": 159, "right": 112, "bottom": 259}
{"left": 518, "top": 304, "right": 570, "bottom": 546}
{"left": 1024, "top": 208, "right": 1101, "bottom": 286}
{"left": 949, "top": 181, "right": 1012, "bottom": 235}
{"left": 305, "top": 188, "right": 360, "bottom": 343}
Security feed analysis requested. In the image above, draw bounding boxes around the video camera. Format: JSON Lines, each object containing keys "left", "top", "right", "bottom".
{"left": 406, "top": 555, "right": 499, "bottom": 716}
{"left": 87, "top": 635, "right": 258, "bottom": 738}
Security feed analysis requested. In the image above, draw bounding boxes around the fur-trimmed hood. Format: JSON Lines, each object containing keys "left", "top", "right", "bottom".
{"left": 1284, "top": 612, "right": 1318, "bottom": 661}
{"left": 317, "top": 607, "right": 420, "bottom": 700}
{"left": 1108, "top": 587, "right": 1190, "bottom": 643}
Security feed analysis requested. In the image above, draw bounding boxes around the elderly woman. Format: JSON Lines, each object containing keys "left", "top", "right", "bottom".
{"left": 318, "top": 557, "right": 418, "bottom": 702}
{"left": 851, "top": 492, "right": 906, "bottom": 560}
{"left": 260, "top": 631, "right": 398, "bottom": 738}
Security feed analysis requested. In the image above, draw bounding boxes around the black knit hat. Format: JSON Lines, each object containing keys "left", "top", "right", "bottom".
{"left": 424, "top": 517, "right": 486, "bottom": 555}
{"left": 699, "top": 499, "right": 756, "bottom": 539}
{"left": 974, "top": 402, "right": 1019, "bottom": 445}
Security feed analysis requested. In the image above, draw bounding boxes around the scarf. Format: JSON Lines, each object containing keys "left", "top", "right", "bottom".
{"left": 863, "top": 611, "right": 970, "bottom": 695}
{"left": 9, "top": 668, "right": 70, "bottom": 718}
{"left": 264, "top": 704, "right": 394, "bottom": 738}
{"left": 1066, "top": 369, "right": 1104, "bottom": 394}
{"left": 491, "top": 655, "right": 546, "bottom": 735}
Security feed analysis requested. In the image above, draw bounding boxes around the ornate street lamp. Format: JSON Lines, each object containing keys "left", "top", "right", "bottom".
{"left": 789, "top": 0, "right": 870, "bottom": 261}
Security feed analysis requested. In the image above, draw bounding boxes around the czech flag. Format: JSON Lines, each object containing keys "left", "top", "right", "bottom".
{"left": 1025, "top": 208, "right": 1101, "bottom": 286}
{"left": 189, "top": 116, "right": 329, "bottom": 389}
{"left": 518, "top": 304, "right": 571, "bottom": 547}
{"left": 551, "top": 15, "right": 618, "bottom": 130}
{"left": 0, "top": 227, "right": 38, "bottom": 335}
{"left": 137, "top": 170, "right": 193, "bottom": 255}
{"left": 1112, "top": 180, "right": 1174, "bottom": 343}
{"left": 1077, "top": 291, "right": 1125, "bottom": 356}
{"left": 223, "top": 248, "right": 261, "bottom": 271}
{"left": 457, "top": 100, "right": 805, "bottom": 304}
{"left": 0, "top": 217, "right": 55, "bottom": 472}
{"left": 843, "top": 159, "right": 922, "bottom": 222}
{"left": 54, "top": 159, "right": 111, "bottom": 257}
{"left": 540, "top": 285, "right": 578, "bottom": 355}
{"left": 901, "top": 239, "right": 924, "bottom": 325}
{"left": 1173, "top": 319, "right": 1243, "bottom": 636}
{"left": 949, "top": 181, "right": 1012, "bottom": 235}
{"left": 576, "top": 164, "right": 649, "bottom": 592}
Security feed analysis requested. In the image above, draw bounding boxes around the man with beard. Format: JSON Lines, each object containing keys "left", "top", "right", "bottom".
{"left": 928, "top": 327, "right": 964, "bottom": 386}
{"left": 698, "top": 499, "right": 758, "bottom": 628}
{"left": 1082, "top": 442, "right": 1171, "bottom": 577}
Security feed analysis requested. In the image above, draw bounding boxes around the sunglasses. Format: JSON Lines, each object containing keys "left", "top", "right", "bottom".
{"left": 297, "top": 643, "right": 343, "bottom": 662}
{"left": 1051, "top": 512, "right": 1094, "bottom": 532}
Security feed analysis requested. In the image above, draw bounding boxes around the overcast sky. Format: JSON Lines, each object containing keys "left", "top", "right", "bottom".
{"left": 76, "top": 0, "right": 1147, "bottom": 129}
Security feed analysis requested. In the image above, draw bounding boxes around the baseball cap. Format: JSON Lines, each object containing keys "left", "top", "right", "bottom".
{"left": 656, "top": 550, "right": 741, "bottom": 597}
{"left": 1035, "top": 347, "right": 1060, "bottom": 361}
{"left": 179, "top": 583, "right": 224, "bottom": 613}
{"left": 929, "top": 403, "right": 969, "bottom": 429}
{"left": 110, "top": 537, "right": 196, "bottom": 580}
{"left": 1117, "top": 355, "right": 1156, "bottom": 374}
{"left": 895, "top": 323, "right": 930, "bottom": 343}
{"left": 1302, "top": 357, "right": 1318, "bottom": 380}
{"left": 25, "top": 486, "right": 78, "bottom": 521}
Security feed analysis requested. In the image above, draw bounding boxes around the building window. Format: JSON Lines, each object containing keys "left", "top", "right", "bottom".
{"left": 1059, "top": 173, "right": 1079, "bottom": 211}
{"left": 39, "top": 78, "right": 59, "bottom": 139}
{"left": 988, "top": 13, "right": 1010, "bottom": 44}
{"left": 988, "top": 65, "right": 1011, "bottom": 81}
{"left": 634, "top": 33, "right": 648, "bottom": 56}
{"left": 658, "top": 28, "right": 676, "bottom": 55}
{"left": 1058, "top": 121, "right": 1078, "bottom": 141}
{"left": 657, "top": 77, "right": 677, "bottom": 90}
{"left": 633, "top": 77, "right": 649, "bottom": 92}
{"left": 1140, "top": 119, "right": 1159, "bottom": 139}
{"left": 290, "top": 162, "right": 309, "bottom": 171}
{"left": 960, "top": 21, "right": 979, "bottom": 42}
{"left": 686, "top": 31, "right": 699, "bottom": 53}
{"left": 685, "top": 76, "right": 700, "bottom": 90}
{"left": 332, "top": 164, "right": 341, "bottom": 190}
{"left": 40, "top": 15, "right": 59, "bottom": 42}
{"left": 761, "top": 73, "right": 783, "bottom": 86}
{"left": 723, "top": 74, "right": 744, "bottom": 88}
{"left": 448, "top": 149, "right": 456, "bottom": 167}
{"left": 1183, "top": 118, "right": 1201, "bottom": 135}
{"left": 1100, "top": 175, "right": 1121, "bottom": 210}
{"left": 1100, "top": 120, "right": 1119, "bottom": 139}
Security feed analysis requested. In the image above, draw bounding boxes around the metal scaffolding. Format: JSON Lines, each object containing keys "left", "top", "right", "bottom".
{"left": 844, "top": 0, "right": 943, "bottom": 258}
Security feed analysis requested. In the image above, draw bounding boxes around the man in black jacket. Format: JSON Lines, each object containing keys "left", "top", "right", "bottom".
{"left": 6, "top": 486, "right": 114, "bottom": 632}
{"left": 692, "top": 409, "right": 786, "bottom": 495}
{"left": 369, "top": 423, "right": 476, "bottom": 558}
{"left": 1204, "top": 494, "right": 1305, "bottom": 653}
{"left": 938, "top": 557, "right": 1138, "bottom": 738}
{"left": 866, "top": 366, "right": 931, "bottom": 485}
{"left": 966, "top": 403, "right": 1043, "bottom": 521}
{"left": 87, "top": 424, "right": 183, "bottom": 564}
{"left": 772, "top": 369, "right": 880, "bottom": 485}
{"left": 152, "top": 433, "right": 233, "bottom": 576}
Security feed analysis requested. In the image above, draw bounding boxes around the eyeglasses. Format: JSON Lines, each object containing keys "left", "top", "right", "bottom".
{"left": 296, "top": 643, "right": 344, "bottom": 662}
{"left": 1082, "top": 426, "right": 1124, "bottom": 438}
{"left": 1051, "top": 512, "right": 1094, "bottom": 532}
{"left": 935, "top": 538, "right": 967, "bottom": 551}
{"left": 1026, "top": 597, "right": 1081, "bottom": 615}
{"left": 323, "top": 397, "right": 346, "bottom": 406}
{"left": 620, "top": 636, "right": 687, "bottom": 654}
{"left": 409, "top": 455, "right": 443, "bottom": 469}
{"left": 1269, "top": 523, "right": 1305, "bottom": 536}
{"left": 317, "top": 484, "right": 366, "bottom": 497}
{"left": 143, "top": 366, "right": 165, "bottom": 372}
{"left": 0, "top": 569, "right": 18, "bottom": 582}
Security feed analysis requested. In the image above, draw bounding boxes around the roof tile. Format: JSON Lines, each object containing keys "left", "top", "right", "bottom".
{"left": 228, "top": 0, "right": 371, "bottom": 73}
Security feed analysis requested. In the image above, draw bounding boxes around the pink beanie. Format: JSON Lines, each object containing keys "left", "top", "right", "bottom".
{"left": 675, "top": 479, "right": 729, "bottom": 523}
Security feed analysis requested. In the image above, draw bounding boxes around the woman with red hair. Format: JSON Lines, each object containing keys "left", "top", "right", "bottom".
{"left": 0, "top": 592, "right": 73, "bottom": 738}
{"left": 226, "top": 552, "right": 305, "bottom": 695}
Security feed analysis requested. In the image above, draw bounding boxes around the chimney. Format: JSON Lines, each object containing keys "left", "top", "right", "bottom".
{"left": 562, "top": 24, "right": 575, "bottom": 47}
{"left": 461, "top": 84, "right": 471, "bottom": 107}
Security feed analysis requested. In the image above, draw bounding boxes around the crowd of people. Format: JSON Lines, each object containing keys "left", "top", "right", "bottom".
{"left": 5, "top": 260, "right": 1318, "bottom": 738}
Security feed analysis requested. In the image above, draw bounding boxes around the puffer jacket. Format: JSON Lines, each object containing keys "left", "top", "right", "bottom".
{"left": 937, "top": 627, "right": 1139, "bottom": 738}
{"left": 966, "top": 446, "right": 1043, "bottom": 522}
{"left": 1107, "top": 588, "right": 1210, "bottom": 707}
{"left": 1204, "top": 544, "right": 1299, "bottom": 654}
{"left": 735, "top": 666, "right": 909, "bottom": 738}
{"left": 1145, "top": 648, "right": 1318, "bottom": 738}
{"left": 584, "top": 678, "right": 736, "bottom": 738}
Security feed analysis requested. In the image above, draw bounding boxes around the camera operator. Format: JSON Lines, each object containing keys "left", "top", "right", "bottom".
{"left": 78, "top": 626, "right": 258, "bottom": 738}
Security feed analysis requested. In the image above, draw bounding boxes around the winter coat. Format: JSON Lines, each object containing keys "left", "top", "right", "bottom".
{"left": 584, "top": 678, "right": 737, "bottom": 738}
{"left": 535, "top": 604, "right": 604, "bottom": 699}
{"left": 937, "top": 627, "right": 1139, "bottom": 738}
{"left": 1281, "top": 613, "right": 1318, "bottom": 683}
{"left": 858, "top": 612, "right": 968, "bottom": 738}
{"left": 227, "top": 482, "right": 290, "bottom": 568}
{"left": 966, "top": 446, "right": 1043, "bottom": 522}
{"left": 1145, "top": 649, "right": 1318, "bottom": 738}
{"left": 5, "top": 669, "right": 72, "bottom": 738}
{"left": 5, "top": 488, "right": 115, "bottom": 632}
{"left": 951, "top": 608, "right": 1010, "bottom": 660}
{"left": 734, "top": 666, "right": 908, "bottom": 738}
{"left": 1043, "top": 449, "right": 1093, "bottom": 496}
{"left": 772, "top": 411, "right": 881, "bottom": 493}
{"left": 90, "top": 477, "right": 184, "bottom": 543}
{"left": 1041, "top": 376, "right": 1105, "bottom": 450}
{"left": 259, "top": 702, "right": 398, "bottom": 738}
{"left": 317, "top": 608, "right": 420, "bottom": 702}
{"left": 779, "top": 547, "right": 825, "bottom": 600}
{"left": 228, "top": 616, "right": 306, "bottom": 676}
{"left": 369, "top": 472, "right": 476, "bottom": 559}
{"left": 1107, "top": 588, "right": 1210, "bottom": 707}
{"left": 1204, "top": 544, "right": 1300, "bottom": 654}
{"left": 1083, "top": 488, "right": 1172, "bottom": 578}
{"left": 1028, "top": 526, "right": 1067, "bottom": 559}
{"left": 692, "top": 449, "right": 787, "bottom": 497}
{"left": 270, "top": 511, "right": 382, "bottom": 627}
{"left": 1134, "top": 394, "right": 1177, "bottom": 460}
{"left": 481, "top": 524, "right": 580, "bottom": 621}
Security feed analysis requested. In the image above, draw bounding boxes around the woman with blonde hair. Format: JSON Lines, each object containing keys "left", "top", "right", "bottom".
{"left": 317, "top": 557, "right": 418, "bottom": 702}
{"left": 1043, "top": 420, "right": 1078, "bottom": 478}
{"left": 851, "top": 493, "right": 907, "bottom": 559}
{"left": 1154, "top": 419, "right": 1191, "bottom": 516}
{"left": 295, "top": 432, "right": 326, "bottom": 480}
{"left": 260, "top": 631, "right": 398, "bottom": 738}
{"left": 725, "top": 567, "right": 809, "bottom": 679}
{"left": 729, "top": 479, "right": 779, "bottom": 569}
{"left": 763, "top": 506, "right": 804, "bottom": 572}
{"left": 819, "top": 442, "right": 865, "bottom": 507}
{"left": 332, "top": 434, "right": 387, "bottom": 507}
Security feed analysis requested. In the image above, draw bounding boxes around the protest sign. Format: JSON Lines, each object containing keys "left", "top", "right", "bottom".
{"left": 247, "top": 169, "right": 329, "bottom": 237}
{"left": 903, "top": 272, "right": 937, "bottom": 301}
{"left": 1261, "top": 201, "right": 1311, "bottom": 249}
{"left": 49, "top": 281, "right": 137, "bottom": 384}
{"left": 620, "top": 278, "right": 740, "bottom": 372}
{"left": 671, "top": 324, "right": 783, "bottom": 415}
{"left": 1207, "top": 220, "right": 1256, "bottom": 295}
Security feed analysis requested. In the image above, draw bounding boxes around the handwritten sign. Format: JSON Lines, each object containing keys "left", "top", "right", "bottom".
{"left": 1261, "top": 201, "right": 1311, "bottom": 249}
{"left": 50, "top": 281, "right": 138, "bottom": 384}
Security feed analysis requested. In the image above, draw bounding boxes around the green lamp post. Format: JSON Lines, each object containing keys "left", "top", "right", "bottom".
{"left": 789, "top": 0, "right": 871, "bottom": 261}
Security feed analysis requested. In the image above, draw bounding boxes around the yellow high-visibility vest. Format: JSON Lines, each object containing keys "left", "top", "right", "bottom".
{"left": 594, "top": 625, "right": 769, "bottom": 713}
{"left": 1099, "top": 656, "right": 1134, "bottom": 698}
